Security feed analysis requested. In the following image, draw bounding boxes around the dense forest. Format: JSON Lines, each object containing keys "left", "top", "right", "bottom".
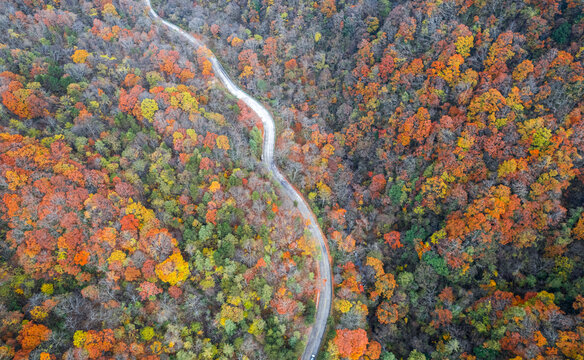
{"left": 1, "top": 0, "right": 584, "bottom": 359}
{"left": 0, "top": 0, "right": 320, "bottom": 359}
{"left": 154, "top": 0, "right": 584, "bottom": 358}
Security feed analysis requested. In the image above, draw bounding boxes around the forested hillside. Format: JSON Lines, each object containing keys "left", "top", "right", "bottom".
{"left": 0, "top": 0, "right": 318, "bottom": 358}
{"left": 2, "top": 0, "right": 584, "bottom": 359}
{"left": 152, "top": 0, "right": 584, "bottom": 358}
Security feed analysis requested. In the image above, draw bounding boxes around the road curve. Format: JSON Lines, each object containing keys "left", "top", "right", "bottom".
{"left": 145, "top": 1, "right": 332, "bottom": 359}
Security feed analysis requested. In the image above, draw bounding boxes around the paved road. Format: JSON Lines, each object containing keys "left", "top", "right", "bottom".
{"left": 145, "top": 2, "right": 332, "bottom": 359}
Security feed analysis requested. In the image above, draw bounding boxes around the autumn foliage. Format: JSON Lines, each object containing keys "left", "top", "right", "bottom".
{"left": 17, "top": 323, "right": 51, "bottom": 356}
{"left": 2, "top": 0, "right": 584, "bottom": 358}
{"left": 333, "top": 329, "right": 369, "bottom": 360}
{"left": 0, "top": 2, "right": 319, "bottom": 358}
{"left": 147, "top": 0, "right": 584, "bottom": 357}
{"left": 155, "top": 251, "right": 190, "bottom": 285}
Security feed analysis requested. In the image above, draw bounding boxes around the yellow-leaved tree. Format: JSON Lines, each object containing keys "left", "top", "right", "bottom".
{"left": 140, "top": 98, "right": 158, "bottom": 122}
{"left": 155, "top": 251, "right": 190, "bottom": 285}
{"left": 216, "top": 135, "right": 230, "bottom": 150}
{"left": 71, "top": 49, "right": 90, "bottom": 64}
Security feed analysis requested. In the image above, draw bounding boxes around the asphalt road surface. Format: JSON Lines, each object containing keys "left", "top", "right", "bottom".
{"left": 145, "top": 2, "right": 333, "bottom": 359}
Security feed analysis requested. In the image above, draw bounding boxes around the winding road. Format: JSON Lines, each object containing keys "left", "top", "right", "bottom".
{"left": 145, "top": 1, "right": 332, "bottom": 359}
